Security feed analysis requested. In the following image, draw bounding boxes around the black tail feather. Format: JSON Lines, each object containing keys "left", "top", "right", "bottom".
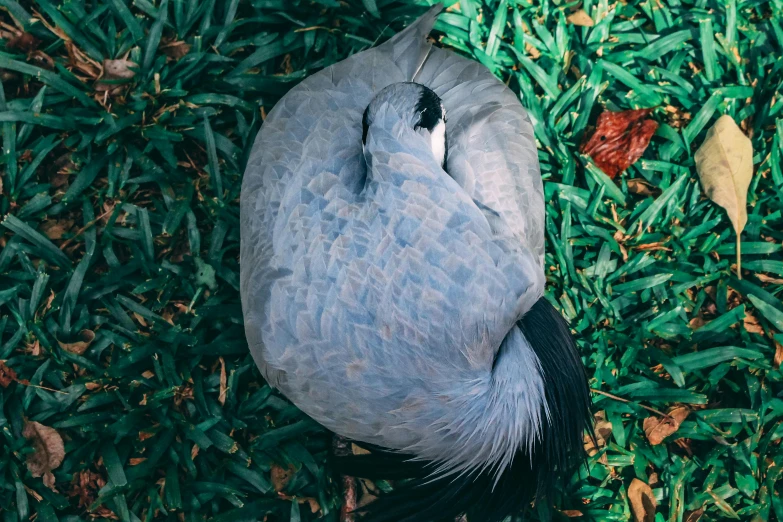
{"left": 332, "top": 297, "right": 593, "bottom": 522}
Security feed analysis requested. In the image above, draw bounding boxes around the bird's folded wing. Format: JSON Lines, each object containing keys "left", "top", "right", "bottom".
{"left": 415, "top": 46, "right": 546, "bottom": 279}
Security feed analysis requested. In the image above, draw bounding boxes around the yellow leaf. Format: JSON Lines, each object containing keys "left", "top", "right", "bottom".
{"left": 628, "top": 478, "right": 657, "bottom": 522}
{"left": 694, "top": 115, "right": 753, "bottom": 278}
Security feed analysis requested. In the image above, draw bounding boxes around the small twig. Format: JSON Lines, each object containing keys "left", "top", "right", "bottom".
{"left": 59, "top": 207, "right": 114, "bottom": 251}
{"left": 21, "top": 381, "right": 69, "bottom": 395}
{"left": 591, "top": 388, "right": 673, "bottom": 419}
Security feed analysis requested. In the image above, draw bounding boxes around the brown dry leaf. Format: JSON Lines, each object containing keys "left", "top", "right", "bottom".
{"left": 69, "top": 469, "right": 107, "bottom": 509}
{"left": 627, "top": 179, "right": 659, "bottom": 197}
{"left": 96, "top": 59, "right": 137, "bottom": 93}
{"left": 694, "top": 115, "right": 753, "bottom": 279}
{"left": 643, "top": 406, "right": 690, "bottom": 445}
{"left": 58, "top": 329, "right": 96, "bottom": 355}
{"left": 561, "top": 510, "right": 584, "bottom": 517}
{"left": 218, "top": 356, "right": 227, "bottom": 406}
{"left": 40, "top": 219, "right": 74, "bottom": 241}
{"left": 161, "top": 40, "right": 191, "bottom": 60}
{"left": 743, "top": 311, "right": 765, "bottom": 335}
{"left": 628, "top": 478, "right": 657, "bottom": 522}
{"left": 567, "top": 9, "right": 594, "bottom": 27}
{"left": 774, "top": 340, "right": 783, "bottom": 369}
{"left": 584, "top": 411, "right": 612, "bottom": 456}
{"left": 0, "top": 361, "right": 18, "bottom": 387}
{"left": 23, "top": 421, "right": 65, "bottom": 490}
{"left": 580, "top": 109, "right": 659, "bottom": 179}
{"left": 129, "top": 458, "right": 147, "bottom": 466}
{"left": 270, "top": 463, "right": 296, "bottom": 492}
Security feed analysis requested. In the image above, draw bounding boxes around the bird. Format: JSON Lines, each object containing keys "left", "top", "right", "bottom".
{"left": 239, "top": 4, "right": 592, "bottom": 521}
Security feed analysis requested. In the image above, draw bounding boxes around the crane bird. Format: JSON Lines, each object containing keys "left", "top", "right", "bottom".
{"left": 240, "top": 5, "right": 592, "bottom": 521}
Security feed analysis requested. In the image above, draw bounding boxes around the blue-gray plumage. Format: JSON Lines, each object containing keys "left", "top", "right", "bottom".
{"left": 240, "top": 5, "right": 591, "bottom": 521}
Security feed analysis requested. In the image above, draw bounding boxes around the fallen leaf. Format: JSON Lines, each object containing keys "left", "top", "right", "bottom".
{"left": 561, "top": 510, "right": 584, "bottom": 517}
{"left": 0, "top": 361, "right": 18, "bottom": 387}
{"left": 160, "top": 40, "right": 191, "bottom": 60}
{"left": 58, "top": 329, "right": 96, "bottom": 355}
{"left": 40, "top": 219, "right": 74, "bottom": 240}
{"left": 96, "top": 59, "right": 137, "bottom": 93}
{"left": 694, "top": 115, "right": 753, "bottom": 279}
{"left": 68, "top": 469, "right": 107, "bottom": 509}
{"left": 628, "top": 478, "right": 657, "bottom": 522}
{"left": 23, "top": 421, "right": 65, "bottom": 490}
{"left": 774, "top": 340, "right": 783, "bottom": 369}
{"left": 743, "top": 311, "right": 765, "bottom": 335}
{"left": 355, "top": 478, "right": 378, "bottom": 510}
{"left": 271, "top": 463, "right": 296, "bottom": 492}
{"left": 218, "top": 356, "right": 227, "bottom": 406}
{"left": 584, "top": 410, "right": 612, "bottom": 456}
{"left": 129, "top": 458, "right": 147, "bottom": 465}
{"left": 581, "top": 109, "right": 659, "bottom": 178}
{"left": 567, "top": 9, "right": 594, "bottom": 27}
{"left": 643, "top": 406, "right": 690, "bottom": 445}
{"left": 627, "top": 178, "right": 659, "bottom": 197}
{"left": 684, "top": 508, "right": 705, "bottom": 522}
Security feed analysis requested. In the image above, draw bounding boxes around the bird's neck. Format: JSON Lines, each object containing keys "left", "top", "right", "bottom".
{"left": 363, "top": 106, "right": 443, "bottom": 181}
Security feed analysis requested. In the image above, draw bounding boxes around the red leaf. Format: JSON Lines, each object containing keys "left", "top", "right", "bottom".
{"left": 581, "top": 109, "right": 658, "bottom": 178}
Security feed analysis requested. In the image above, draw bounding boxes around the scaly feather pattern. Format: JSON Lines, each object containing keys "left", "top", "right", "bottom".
{"left": 240, "top": 5, "right": 592, "bottom": 521}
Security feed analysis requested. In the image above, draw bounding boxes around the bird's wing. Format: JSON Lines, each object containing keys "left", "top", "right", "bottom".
{"left": 240, "top": 4, "right": 544, "bottom": 408}
{"left": 239, "top": 6, "right": 444, "bottom": 384}
{"left": 415, "top": 47, "right": 546, "bottom": 274}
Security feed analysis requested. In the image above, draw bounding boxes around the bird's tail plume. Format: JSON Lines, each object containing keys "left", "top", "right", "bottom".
{"left": 334, "top": 297, "right": 593, "bottom": 522}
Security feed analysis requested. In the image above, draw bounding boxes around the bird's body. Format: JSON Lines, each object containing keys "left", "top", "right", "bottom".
{"left": 240, "top": 6, "right": 591, "bottom": 521}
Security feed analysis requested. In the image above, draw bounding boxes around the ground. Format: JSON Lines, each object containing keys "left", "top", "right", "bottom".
{"left": 0, "top": 0, "right": 782, "bottom": 521}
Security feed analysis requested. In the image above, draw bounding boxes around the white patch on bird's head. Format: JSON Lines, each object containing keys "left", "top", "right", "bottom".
{"left": 430, "top": 117, "right": 446, "bottom": 168}
{"left": 362, "top": 83, "right": 447, "bottom": 169}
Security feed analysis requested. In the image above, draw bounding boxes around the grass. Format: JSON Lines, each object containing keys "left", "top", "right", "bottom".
{"left": 0, "top": 0, "right": 782, "bottom": 520}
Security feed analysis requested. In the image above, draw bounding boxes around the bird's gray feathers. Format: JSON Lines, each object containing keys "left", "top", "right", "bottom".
{"left": 240, "top": 4, "right": 546, "bottom": 474}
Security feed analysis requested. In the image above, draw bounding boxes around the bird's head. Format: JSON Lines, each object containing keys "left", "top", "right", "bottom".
{"left": 362, "top": 82, "right": 447, "bottom": 168}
